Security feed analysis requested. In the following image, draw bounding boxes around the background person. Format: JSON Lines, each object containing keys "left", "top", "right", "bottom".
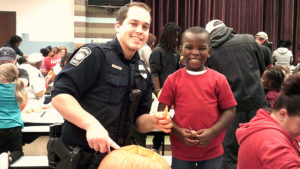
{"left": 149, "top": 22, "right": 181, "bottom": 153}
{"left": 237, "top": 73, "right": 300, "bottom": 169}
{"left": 19, "top": 53, "right": 46, "bottom": 111}
{"left": 205, "top": 19, "right": 266, "bottom": 169}
{"left": 255, "top": 32, "right": 273, "bottom": 69}
{"left": 261, "top": 68, "right": 285, "bottom": 107}
{"left": 2, "top": 35, "right": 28, "bottom": 58}
{"left": 272, "top": 40, "right": 293, "bottom": 66}
{"left": 139, "top": 33, "right": 157, "bottom": 71}
{"left": 0, "top": 47, "right": 29, "bottom": 88}
{"left": 0, "top": 63, "right": 25, "bottom": 168}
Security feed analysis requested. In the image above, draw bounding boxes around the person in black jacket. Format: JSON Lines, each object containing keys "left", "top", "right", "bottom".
{"left": 149, "top": 22, "right": 181, "bottom": 153}
{"left": 51, "top": 2, "right": 172, "bottom": 169}
{"left": 3, "top": 35, "right": 28, "bottom": 58}
{"left": 205, "top": 19, "right": 266, "bottom": 169}
{"left": 255, "top": 32, "right": 273, "bottom": 69}
{"left": 150, "top": 22, "right": 181, "bottom": 95}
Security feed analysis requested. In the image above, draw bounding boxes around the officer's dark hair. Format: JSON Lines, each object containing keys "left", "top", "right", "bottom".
{"left": 159, "top": 22, "right": 181, "bottom": 51}
{"left": 9, "top": 35, "right": 22, "bottom": 45}
{"left": 264, "top": 68, "right": 285, "bottom": 92}
{"left": 117, "top": 2, "right": 151, "bottom": 25}
{"left": 181, "top": 26, "right": 210, "bottom": 45}
{"left": 273, "top": 73, "right": 300, "bottom": 116}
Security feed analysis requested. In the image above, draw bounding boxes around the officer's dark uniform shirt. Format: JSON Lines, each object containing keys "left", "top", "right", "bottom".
{"left": 51, "top": 38, "right": 153, "bottom": 151}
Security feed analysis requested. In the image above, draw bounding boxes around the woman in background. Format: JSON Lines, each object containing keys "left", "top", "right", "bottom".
{"left": 237, "top": 73, "right": 300, "bottom": 169}
{"left": 0, "top": 63, "right": 25, "bottom": 168}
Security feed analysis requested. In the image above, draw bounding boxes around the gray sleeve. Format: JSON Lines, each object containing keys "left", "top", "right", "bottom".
{"left": 15, "top": 47, "right": 24, "bottom": 56}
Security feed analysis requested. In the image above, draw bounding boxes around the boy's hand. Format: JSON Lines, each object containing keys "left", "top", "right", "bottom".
{"left": 174, "top": 128, "right": 199, "bottom": 146}
{"left": 153, "top": 110, "right": 172, "bottom": 133}
{"left": 195, "top": 128, "right": 216, "bottom": 148}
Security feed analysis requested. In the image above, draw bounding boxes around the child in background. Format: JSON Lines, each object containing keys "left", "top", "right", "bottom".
{"left": 261, "top": 68, "right": 285, "bottom": 107}
{"left": 0, "top": 63, "right": 25, "bottom": 168}
{"left": 158, "top": 27, "right": 237, "bottom": 169}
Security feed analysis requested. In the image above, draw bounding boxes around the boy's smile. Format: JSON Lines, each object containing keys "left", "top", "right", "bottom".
{"left": 181, "top": 32, "right": 211, "bottom": 71}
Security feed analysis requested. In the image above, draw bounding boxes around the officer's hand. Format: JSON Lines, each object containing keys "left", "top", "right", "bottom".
{"left": 153, "top": 111, "right": 173, "bottom": 133}
{"left": 86, "top": 123, "right": 120, "bottom": 153}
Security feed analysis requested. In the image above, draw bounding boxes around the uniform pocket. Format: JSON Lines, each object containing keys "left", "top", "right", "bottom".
{"left": 103, "top": 73, "right": 128, "bottom": 104}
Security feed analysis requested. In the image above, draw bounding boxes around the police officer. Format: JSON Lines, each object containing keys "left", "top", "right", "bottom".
{"left": 51, "top": 2, "right": 172, "bottom": 169}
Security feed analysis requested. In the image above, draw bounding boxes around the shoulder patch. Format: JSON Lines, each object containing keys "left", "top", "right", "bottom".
{"left": 70, "top": 47, "right": 91, "bottom": 66}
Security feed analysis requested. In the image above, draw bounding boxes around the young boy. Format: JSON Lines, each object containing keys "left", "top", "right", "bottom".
{"left": 158, "top": 27, "right": 237, "bottom": 169}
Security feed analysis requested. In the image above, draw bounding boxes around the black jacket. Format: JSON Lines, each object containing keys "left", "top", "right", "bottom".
{"left": 149, "top": 44, "right": 180, "bottom": 87}
{"left": 207, "top": 27, "right": 266, "bottom": 111}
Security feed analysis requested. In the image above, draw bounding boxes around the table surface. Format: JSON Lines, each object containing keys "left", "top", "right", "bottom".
{"left": 10, "top": 156, "right": 49, "bottom": 167}
{"left": 21, "top": 107, "right": 64, "bottom": 124}
{"left": 22, "top": 126, "right": 50, "bottom": 133}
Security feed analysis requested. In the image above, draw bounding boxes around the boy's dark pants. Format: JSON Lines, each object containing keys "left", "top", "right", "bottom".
{"left": 0, "top": 126, "right": 23, "bottom": 163}
{"left": 222, "top": 109, "right": 258, "bottom": 169}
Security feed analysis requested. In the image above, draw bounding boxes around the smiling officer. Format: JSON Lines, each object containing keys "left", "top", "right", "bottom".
{"left": 50, "top": 2, "right": 172, "bottom": 169}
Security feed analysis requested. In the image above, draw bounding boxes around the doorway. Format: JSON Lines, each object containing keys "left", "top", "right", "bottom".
{"left": 0, "top": 11, "right": 16, "bottom": 47}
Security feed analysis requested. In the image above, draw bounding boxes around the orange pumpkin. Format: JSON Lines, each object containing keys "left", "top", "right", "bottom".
{"left": 19, "top": 90, "right": 28, "bottom": 111}
{"left": 98, "top": 145, "right": 170, "bottom": 169}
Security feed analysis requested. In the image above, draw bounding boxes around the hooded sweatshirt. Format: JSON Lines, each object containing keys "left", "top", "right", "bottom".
{"left": 236, "top": 109, "right": 300, "bottom": 169}
{"left": 272, "top": 47, "right": 293, "bottom": 66}
{"left": 207, "top": 27, "right": 266, "bottom": 111}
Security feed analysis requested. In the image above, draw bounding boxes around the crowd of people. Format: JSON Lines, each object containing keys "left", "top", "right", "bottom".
{"left": 0, "top": 1, "right": 300, "bottom": 169}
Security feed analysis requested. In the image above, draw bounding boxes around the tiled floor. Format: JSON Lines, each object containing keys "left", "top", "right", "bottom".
{"left": 23, "top": 136, "right": 49, "bottom": 156}
{"left": 146, "top": 135, "right": 171, "bottom": 155}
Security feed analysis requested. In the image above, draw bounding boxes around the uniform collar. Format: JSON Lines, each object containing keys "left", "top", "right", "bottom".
{"left": 111, "top": 37, "right": 140, "bottom": 64}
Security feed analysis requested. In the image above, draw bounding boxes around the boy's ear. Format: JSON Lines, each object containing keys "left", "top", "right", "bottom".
{"left": 208, "top": 47, "right": 212, "bottom": 58}
{"left": 179, "top": 45, "right": 183, "bottom": 55}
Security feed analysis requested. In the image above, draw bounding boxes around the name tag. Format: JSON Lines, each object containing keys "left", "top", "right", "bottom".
{"left": 112, "top": 64, "right": 122, "bottom": 70}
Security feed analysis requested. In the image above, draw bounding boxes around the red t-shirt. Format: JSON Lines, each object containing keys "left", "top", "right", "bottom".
{"left": 159, "top": 68, "right": 237, "bottom": 161}
{"left": 44, "top": 54, "right": 62, "bottom": 72}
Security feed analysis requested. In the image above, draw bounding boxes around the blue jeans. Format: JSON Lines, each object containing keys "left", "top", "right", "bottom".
{"left": 172, "top": 155, "right": 223, "bottom": 169}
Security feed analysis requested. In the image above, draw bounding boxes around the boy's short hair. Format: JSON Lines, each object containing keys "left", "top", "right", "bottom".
{"left": 181, "top": 26, "right": 210, "bottom": 45}
{"left": 116, "top": 2, "right": 151, "bottom": 25}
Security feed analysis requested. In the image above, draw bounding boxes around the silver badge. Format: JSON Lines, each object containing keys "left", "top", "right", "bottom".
{"left": 138, "top": 64, "right": 147, "bottom": 79}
